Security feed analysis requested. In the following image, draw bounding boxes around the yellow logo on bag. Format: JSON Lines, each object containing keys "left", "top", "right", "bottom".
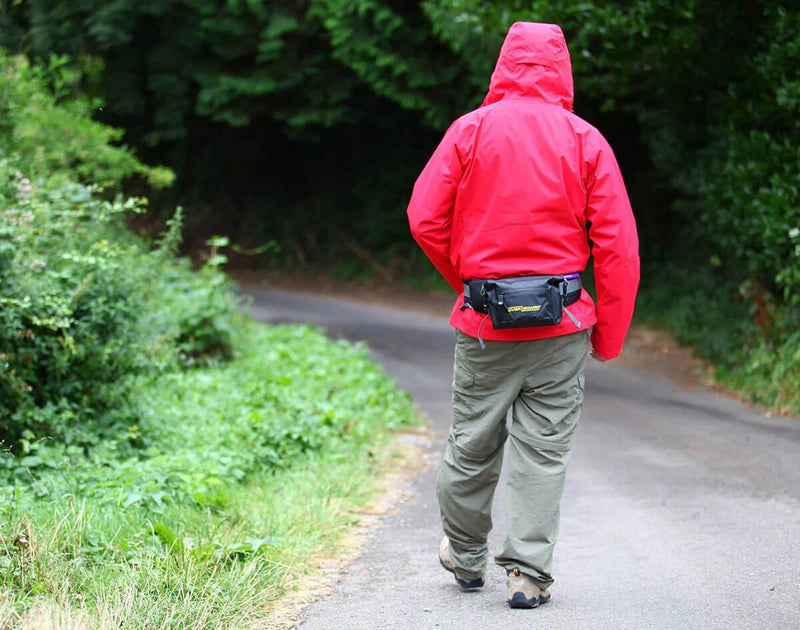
{"left": 507, "top": 305, "right": 542, "bottom": 313}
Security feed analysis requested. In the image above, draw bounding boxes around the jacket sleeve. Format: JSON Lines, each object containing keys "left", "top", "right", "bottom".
{"left": 585, "top": 134, "right": 640, "bottom": 359}
{"left": 406, "top": 123, "right": 465, "bottom": 293}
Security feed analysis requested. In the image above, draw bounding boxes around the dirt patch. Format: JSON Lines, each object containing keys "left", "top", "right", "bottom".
{"left": 608, "top": 325, "right": 720, "bottom": 391}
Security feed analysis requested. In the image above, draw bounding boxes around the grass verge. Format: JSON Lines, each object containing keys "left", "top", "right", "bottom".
{"left": 0, "top": 319, "right": 422, "bottom": 628}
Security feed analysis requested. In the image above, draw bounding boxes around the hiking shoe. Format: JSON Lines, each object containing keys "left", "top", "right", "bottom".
{"left": 438, "top": 536, "right": 484, "bottom": 591}
{"left": 506, "top": 568, "right": 551, "bottom": 609}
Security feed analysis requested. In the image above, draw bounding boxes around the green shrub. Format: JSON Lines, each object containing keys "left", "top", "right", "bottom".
{"left": 635, "top": 7, "right": 800, "bottom": 412}
{"left": 0, "top": 163, "right": 239, "bottom": 451}
{"left": 0, "top": 42, "right": 421, "bottom": 626}
{"left": 682, "top": 7, "right": 800, "bottom": 307}
{"left": 0, "top": 321, "right": 416, "bottom": 510}
{"left": 0, "top": 53, "right": 238, "bottom": 451}
{"left": 0, "top": 51, "right": 172, "bottom": 189}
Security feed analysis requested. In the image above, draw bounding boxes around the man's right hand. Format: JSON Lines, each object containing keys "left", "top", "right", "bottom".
{"left": 590, "top": 349, "right": 611, "bottom": 363}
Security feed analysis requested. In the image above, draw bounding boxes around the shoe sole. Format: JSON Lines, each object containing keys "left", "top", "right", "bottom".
{"left": 508, "top": 592, "right": 551, "bottom": 609}
{"left": 456, "top": 576, "right": 485, "bottom": 591}
{"left": 439, "top": 557, "right": 484, "bottom": 591}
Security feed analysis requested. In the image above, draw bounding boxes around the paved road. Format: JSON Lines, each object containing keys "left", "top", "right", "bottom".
{"left": 247, "top": 288, "right": 800, "bottom": 630}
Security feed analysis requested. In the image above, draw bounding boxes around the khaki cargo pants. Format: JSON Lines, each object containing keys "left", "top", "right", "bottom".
{"left": 438, "top": 329, "right": 589, "bottom": 589}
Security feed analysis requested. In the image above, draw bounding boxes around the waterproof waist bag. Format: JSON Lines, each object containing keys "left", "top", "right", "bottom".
{"left": 483, "top": 276, "right": 566, "bottom": 329}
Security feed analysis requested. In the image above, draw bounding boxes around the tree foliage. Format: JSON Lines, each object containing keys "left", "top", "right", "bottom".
{"left": 0, "top": 52, "right": 172, "bottom": 188}
{"left": 1, "top": 0, "right": 472, "bottom": 141}
{"left": 0, "top": 0, "right": 475, "bottom": 266}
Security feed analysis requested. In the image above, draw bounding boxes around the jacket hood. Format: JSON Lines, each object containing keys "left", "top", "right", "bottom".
{"left": 482, "top": 22, "right": 574, "bottom": 111}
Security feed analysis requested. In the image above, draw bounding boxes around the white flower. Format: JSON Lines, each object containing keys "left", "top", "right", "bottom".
{"left": 789, "top": 227, "right": 800, "bottom": 239}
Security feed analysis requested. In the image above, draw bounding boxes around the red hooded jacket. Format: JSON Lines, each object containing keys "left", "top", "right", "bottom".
{"left": 407, "top": 22, "right": 640, "bottom": 359}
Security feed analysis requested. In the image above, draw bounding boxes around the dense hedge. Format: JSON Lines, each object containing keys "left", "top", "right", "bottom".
{"left": 0, "top": 52, "right": 237, "bottom": 451}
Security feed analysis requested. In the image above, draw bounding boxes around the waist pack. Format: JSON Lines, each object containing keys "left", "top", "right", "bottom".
{"left": 463, "top": 274, "right": 582, "bottom": 329}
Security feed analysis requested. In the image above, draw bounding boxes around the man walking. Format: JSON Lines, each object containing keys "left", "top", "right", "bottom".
{"left": 407, "top": 22, "right": 639, "bottom": 609}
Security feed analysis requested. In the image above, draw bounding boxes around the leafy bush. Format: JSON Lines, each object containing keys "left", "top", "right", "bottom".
{"left": 0, "top": 42, "right": 420, "bottom": 627}
{"left": 0, "top": 52, "right": 172, "bottom": 188}
{"left": 632, "top": 5, "right": 800, "bottom": 411}
{"left": 0, "top": 164, "right": 240, "bottom": 450}
{"left": 0, "top": 321, "right": 416, "bottom": 509}
{"left": 682, "top": 7, "right": 800, "bottom": 305}
{"left": 1, "top": 170, "right": 144, "bottom": 447}
{"left": 0, "top": 52, "right": 237, "bottom": 451}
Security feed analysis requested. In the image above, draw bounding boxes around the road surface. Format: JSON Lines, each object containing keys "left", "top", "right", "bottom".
{"left": 247, "top": 288, "right": 800, "bottom": 630}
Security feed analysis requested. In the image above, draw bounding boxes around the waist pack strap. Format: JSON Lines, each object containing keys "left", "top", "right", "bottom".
{"left": 563, "top": 274, "right": 582, "bottom": 303}
{"left": 463, "top": 274, "right": 582, "bottom": 313}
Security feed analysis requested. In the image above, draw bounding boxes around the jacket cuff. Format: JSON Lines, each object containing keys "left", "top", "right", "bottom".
{"left": 590, "top": 329, "right": 621, "bottom": 360}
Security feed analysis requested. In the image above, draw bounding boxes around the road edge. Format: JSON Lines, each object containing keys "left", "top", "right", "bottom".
{"left": 260, "top": 427, "right": 437, "bottom": 630}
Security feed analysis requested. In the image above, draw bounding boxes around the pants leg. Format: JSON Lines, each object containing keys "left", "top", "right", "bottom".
{"left": 495, "top": 331, "right": 589, "bottom": 589}
{"left": 437, "top": 331, "right": 522, "bottom": 580}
